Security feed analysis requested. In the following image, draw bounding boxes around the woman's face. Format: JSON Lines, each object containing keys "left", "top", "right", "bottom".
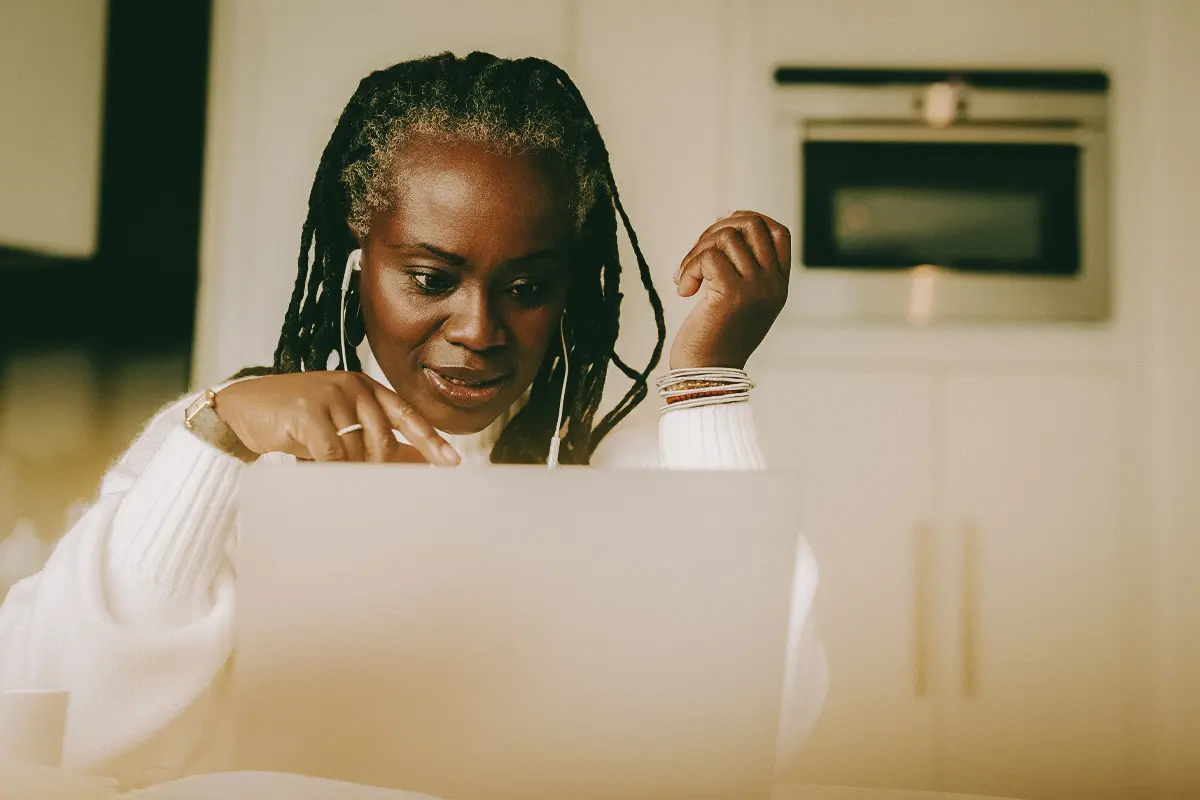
{"left": 357, "top": 136, "right": 574, "bottom": 435}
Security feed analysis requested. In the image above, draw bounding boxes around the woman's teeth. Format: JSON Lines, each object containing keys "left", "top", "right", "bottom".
{"left": 423, "top": 368, "right": 506, "bottom": 409}
{"left": 442, "top": 374, "right": 494, "bottom": 387}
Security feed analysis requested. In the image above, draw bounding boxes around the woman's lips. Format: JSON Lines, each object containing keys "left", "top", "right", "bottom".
{"left": 423, "top": 367, "right": 509, "bottom": 409}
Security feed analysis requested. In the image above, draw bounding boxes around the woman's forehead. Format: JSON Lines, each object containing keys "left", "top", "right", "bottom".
{"left": 374, "top": 138, "right": 573, "bottom": 255}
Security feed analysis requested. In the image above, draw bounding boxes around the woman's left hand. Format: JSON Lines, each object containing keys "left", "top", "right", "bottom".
{"left": 670, "top": 210, "right": 791, "bottom": 369}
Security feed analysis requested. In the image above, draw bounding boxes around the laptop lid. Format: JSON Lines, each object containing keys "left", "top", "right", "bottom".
{"left": 233, "top": 465, "right": 801, "bottom": 800}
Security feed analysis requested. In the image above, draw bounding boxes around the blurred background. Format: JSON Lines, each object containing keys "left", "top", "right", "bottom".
{"left": 0, "top": 1, "right": 1197, "bottom": 798}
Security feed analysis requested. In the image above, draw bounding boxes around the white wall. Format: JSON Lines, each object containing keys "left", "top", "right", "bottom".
{"left": 571, "top": 0, "right": 729, "bottom": 377}
{"left": 1141, "top": 1, "right": 1200, "bottom": 793}
{"left": 0, "top": 0, "right": 108, "bottom": 258}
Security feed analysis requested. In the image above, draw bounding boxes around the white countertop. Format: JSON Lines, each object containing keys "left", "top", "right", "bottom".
{"left": 0, "top": 762, "right": 1016, "bottom": 800}
{"left": 775, "top": 786, "right": 1016, "bottom": 800}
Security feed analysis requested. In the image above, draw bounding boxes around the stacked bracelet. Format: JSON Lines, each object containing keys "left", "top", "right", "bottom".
{"left": 656, "top": 368, "right": 755, "bottom": 413}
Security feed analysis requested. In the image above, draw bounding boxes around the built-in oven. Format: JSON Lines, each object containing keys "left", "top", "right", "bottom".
{"left": 772, "top": 68, "right": 1110, "bottom": 323}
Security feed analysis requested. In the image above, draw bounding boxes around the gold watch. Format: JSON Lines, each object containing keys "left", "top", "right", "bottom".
{"left": 184, "top": 388, "right": 258, "bottom": 462}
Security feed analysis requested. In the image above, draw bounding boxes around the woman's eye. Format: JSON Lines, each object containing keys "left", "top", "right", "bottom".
{"left": 409, "top": 270, "right": 455, "bottom": 295}
{"left": 507, "top": 279, "right": 546, "bottom": 304}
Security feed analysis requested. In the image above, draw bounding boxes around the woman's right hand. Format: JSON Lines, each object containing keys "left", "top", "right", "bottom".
{"left": 214, "top": 372, "right": 460, "bottom": 465}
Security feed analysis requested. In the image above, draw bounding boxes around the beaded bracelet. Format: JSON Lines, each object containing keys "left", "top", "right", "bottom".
{"left": 656, "top": 368, "right": 755, "bottom": 413}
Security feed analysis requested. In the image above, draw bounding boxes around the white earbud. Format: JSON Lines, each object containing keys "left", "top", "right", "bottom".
{"left": 547, "top": 312, "right": 569, "bottom": 470}
{"left": 336, "top": 248, "right": 363, "bottom": 371}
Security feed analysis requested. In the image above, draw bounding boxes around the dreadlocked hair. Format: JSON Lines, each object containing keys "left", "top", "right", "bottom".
{"left": 269, "top": 51, "right": 666, "bottom": 465}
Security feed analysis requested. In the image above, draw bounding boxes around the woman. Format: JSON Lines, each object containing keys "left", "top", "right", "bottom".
{"left": 0, "top": 52, "right": 825, "bottom": 789}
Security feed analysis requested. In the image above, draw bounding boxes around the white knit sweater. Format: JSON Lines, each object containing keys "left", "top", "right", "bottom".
{"left": 0, "top": 344, "right": 827, "bottom": 791}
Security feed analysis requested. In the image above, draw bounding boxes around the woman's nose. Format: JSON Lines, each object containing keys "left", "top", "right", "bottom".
{"left": 441, "top": 290, "right": 508, "bottom": 352}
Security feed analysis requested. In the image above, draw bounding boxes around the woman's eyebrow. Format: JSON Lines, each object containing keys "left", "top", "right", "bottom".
{"left": 389, "top": 242, "right": 466, "bottom": 265}
{"left": 505, "top": 248, "right": 560, "bottom": 266}
{"left": 387, "top": 242, "right": 562, "bottom": 267}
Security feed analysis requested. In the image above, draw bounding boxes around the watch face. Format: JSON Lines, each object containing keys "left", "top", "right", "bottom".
{"left": 185, "top": 396, "right": 210, "bottom": 429}
{"left": 182, "top": 393, "right": 254, "bottom": 462}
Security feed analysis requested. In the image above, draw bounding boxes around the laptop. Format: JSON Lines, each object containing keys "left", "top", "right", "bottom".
{"left": 233, "top": 465, "right": 802, "bottom": 800}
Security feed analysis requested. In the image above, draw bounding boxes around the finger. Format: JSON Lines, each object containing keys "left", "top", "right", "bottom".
{"left": 328, "top": 398, "right": 366, "bottom": 462}
{"left": 724, "top": 214, "right": 779, "bottom": 274}
{"left": 295, "top": 413, "right": 348, "bottom": 462}
{"left": 367, "top": 381, "right": 461, "bottom": 466}
{"left": 733, "top": 210, "right": 791, "bottom": 273}
{"left": 391, "top": 442, "right": 430, "bottom": 464}
{"left": 764, "top": 218, "right": 791, "bottom": 275}
{"left": 679, "top": 226, "right": 719, "bottom": 273}
{"left": 677, "top": 215, "right": 777, "bottom": 284}
{"left": 710, "top": 226, "right": 761, "bottom": 279}
{"left": 354, "top": 388, "right": 405, "bottom": 463}
{"left": 676, "top": 247, "right": 741, "bottom": 299}
{"left": 716, "top": 211, "right": 790, "bottom": 274}
{"left": 682, "top": 212, "right": 743, "bottom": 262}
{"left": 677, "top": 228, "right": 758, "bottom": 296}
{"left": 679, "top": 210, "right": 763, "bottom": 263}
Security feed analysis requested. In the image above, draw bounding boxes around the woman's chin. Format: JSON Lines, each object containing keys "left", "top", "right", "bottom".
{"left": 417, "top": 397, "right": 510, "bottom": 437}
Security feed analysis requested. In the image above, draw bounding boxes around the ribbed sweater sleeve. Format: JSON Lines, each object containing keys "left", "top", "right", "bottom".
{"left": 658, "top": 401, "right": 768, "bottom": 470}
{"left": 104, "top": 422, "right": 243, "bottom": 628}
{"left": 0, "top": 394, "right": 244, "bottom": 787}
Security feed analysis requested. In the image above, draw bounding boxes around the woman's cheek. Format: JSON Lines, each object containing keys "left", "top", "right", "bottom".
{"left": 364, "top": 275, "right": 428, "bottom": 340}
{"left": 511, "top": 305, "right": 563, "bottom": 367}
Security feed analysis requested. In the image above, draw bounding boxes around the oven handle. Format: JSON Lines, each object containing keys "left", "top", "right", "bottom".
{"left": 912, "top": 520, "right": 933, "bottom": 697}
{"left": 805, "top": 122, "right": 1098, "bottom": 146}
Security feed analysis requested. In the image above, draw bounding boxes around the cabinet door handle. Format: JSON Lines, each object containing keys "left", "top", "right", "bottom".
{"left": 913, "top": 520, "right": 932, "bottom": 697}
{"left": 961, "top": 520, "right": 979, "bottom": 698}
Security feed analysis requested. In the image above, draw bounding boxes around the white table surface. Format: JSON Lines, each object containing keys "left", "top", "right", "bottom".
{"left": 774, "top": 786, "right": 1016, "bottom": 800}
{"left": 0, "top": 761, "right": 1016, "bottom": 800}
{"left": 0, "top": 760, "right": 119, "bottom": 799}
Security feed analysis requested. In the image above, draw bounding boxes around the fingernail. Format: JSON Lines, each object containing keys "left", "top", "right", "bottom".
{"left": 441, "top": 443, "right": 461, "bottom": 465}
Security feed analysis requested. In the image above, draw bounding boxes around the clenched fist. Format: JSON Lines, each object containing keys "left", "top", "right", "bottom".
{"left": 670, "top": 210, "right": 791, "bottom": 370}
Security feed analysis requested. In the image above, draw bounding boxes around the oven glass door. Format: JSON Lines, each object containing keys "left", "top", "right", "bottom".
{"left": 802, "top": 139, "right": 1080, "bottom": 276}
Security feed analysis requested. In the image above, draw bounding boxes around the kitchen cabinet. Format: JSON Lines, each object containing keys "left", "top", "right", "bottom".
{"left": 754, "top": 367, "right": 1130, "bottom": 799}
{"left": 755, "top": 369, "right": 939, "bottom": 790}
{"left": 939, "top": 371, "right": 1127, "bottom": 800}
